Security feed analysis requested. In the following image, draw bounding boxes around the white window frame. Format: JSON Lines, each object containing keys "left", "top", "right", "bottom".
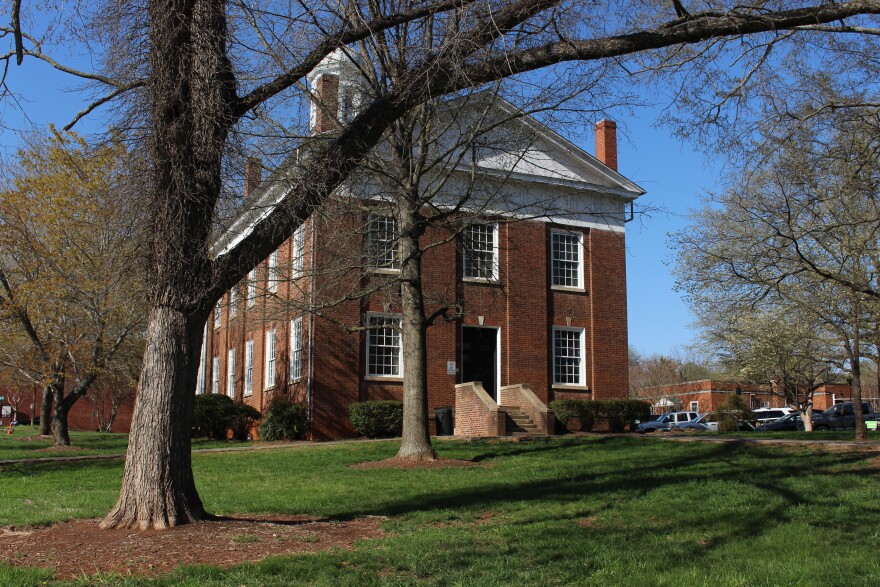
{"left": 227, "top": 348, "right": 236, "bottom": 397}
{"left": 244, "top": 340, "right": 254, "bottom": 396}
{"left": 229, "top": 288, "right": 238, "bottom": 318}
{"left": 365, "top": 312, "right": 403, "bottom": 378}
{"left": 268, "top": 250, "right": 280, "bottom": 293}
{"left": 550, "top": 229, "right": 584, "bottom": 290}
{"left": 247, "top": 270, "right": 257, "bottom": 307}
{"left": 366, "top": 213, "right": 399, "bottom": 271}
{"left": 264, "top": 329, "right": 277, "bottom": 390}
{"left": 290, "top": 317, "right": 303, "bottom": 382}
{"left": 463, "top": 223, "right": 499, "bottom": 281}
{"left": 213, "top": 301, "right": 222, "bottom": 329}
{"left": 211, "top": 356, "right": 220, "bottom": 395}
{"left": 689, "top": 401, "right": 699, "bottom": 412}
{"left": 196, "top": 324, "right": 207, "bottom": 395}
{"left": 292, "top": 223, "right": 306, "bottom": 278}
{"left": 552, "top": 326, "right": 586, "bottom": 387}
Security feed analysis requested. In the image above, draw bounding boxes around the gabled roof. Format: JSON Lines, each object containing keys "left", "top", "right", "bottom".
{"left": 212, "top": 95, "right": 645, "bottom": 258}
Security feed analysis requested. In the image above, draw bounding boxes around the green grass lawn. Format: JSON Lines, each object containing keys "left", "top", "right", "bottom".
{"left": 3, "top": 436, "right": 880, "bottom": 585}
{"left": 0, "top": 429, "right": 241, "bottom": 461}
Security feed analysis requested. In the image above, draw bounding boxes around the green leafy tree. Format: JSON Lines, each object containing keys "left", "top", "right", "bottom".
{"left": 0, "top": 131, "right": 146, "bottom": 445}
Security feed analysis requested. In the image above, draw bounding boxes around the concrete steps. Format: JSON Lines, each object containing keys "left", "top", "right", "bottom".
{"left": 499, "top": 406, "right": 540, "bottom": 436}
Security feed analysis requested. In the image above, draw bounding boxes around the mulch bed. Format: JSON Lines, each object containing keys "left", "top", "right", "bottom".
{"left": 0, "top": 515, "right": 385, "bottom": 579}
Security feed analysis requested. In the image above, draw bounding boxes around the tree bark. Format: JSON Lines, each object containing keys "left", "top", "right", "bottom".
{"left": 395, "top": 202, "right": 437, "bottom": 461}
{"left": 51, "top": 382, "right": 70, "bottom": 446}
{"left": 102, "top": 0, "right": 233, "bottom": 529}
{"left": 39, "top": 383, "right": 52, "bottom": 435}
{"left": 102, "top": 306, "right": 207, "bottom": 529}
{"left": 852, "top": 299, "right": 865, "bottom": 441}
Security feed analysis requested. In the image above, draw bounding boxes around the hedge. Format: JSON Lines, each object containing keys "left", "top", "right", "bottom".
{"left": 192, "top": 394, "right": 236, "bottom": 440}
{"left": 549, "top": 399, "right": 651, "bottom": 433}
{"left": 193, "top": 394, "right": 262, "bottom": 440}
{"left": 348, "top": 400, "right": 403, "bottom": 438}
{"left": 259, "top": 396, "right": 310, "bottom": 441}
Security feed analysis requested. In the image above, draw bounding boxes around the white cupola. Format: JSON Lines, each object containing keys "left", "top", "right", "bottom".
{"left": 306, "top": 48, "right": 364, "bottom": 134}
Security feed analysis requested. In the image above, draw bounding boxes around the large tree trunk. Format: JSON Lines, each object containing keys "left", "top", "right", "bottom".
{"left": 102, "top": 0, "right": 234, "bottom": 529}
{"left": 51, "top": 382, "right": 70, "bottom": 446}
{"left": 39, "top": 383, "right": 52, "bottom": 435}
{"left": 102, "top": 306, "right": 207, "bottom": 529}
{"left": 395, "top": 204, "right": 437, "bottom": 461}
{"left": 852, "top": 299, "right": 865, "bottom": 441}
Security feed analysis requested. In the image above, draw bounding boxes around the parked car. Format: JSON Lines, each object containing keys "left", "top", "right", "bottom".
{"left": 812, "top": 402, "right": 877, "bottom": 431}
{"left": 755, "top": 413, "right": 804, "bottom": 432}
{"left": 696, "top": 412, "right": 755, "bottom": 432}
{"left": 670, "top": 419, "right": 711, "bottom": 432}
{"left": 635, "top": 411, "right": 700, "bottom": 433}
{"left": 751, "top": 407, "right": 796, "bottom": 427}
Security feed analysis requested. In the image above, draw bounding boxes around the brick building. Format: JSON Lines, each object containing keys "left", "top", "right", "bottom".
{"left": 197, "top": 51, "right": 644, "bottom": 439}
{"left": 639, "top": 379, "right": 858, "bottom": 415}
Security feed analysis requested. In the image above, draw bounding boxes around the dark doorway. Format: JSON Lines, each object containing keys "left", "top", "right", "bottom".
{"left": 462, "top": 327, "right": 499, "bottom": 400}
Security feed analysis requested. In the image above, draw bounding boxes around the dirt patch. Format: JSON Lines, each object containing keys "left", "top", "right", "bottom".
{"left": 14, "top": 435, "right": 53, "bottom": 442}
{"left": 34, "top": 444, "right": 92, "bottom": 453}
{"left": 351, "top": 456, "right": 481, "bottom": 470}
{"left": 0, "top": 515, "right": 385, "bottom": 580}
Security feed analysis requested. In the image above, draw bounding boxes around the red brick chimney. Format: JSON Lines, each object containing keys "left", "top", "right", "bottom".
{"left": 244, "top": 157, "right": 262, "bottom": 200}
{"left": 595, "top": 119, "right": 617, "bottom": 172}
{"left": 312, "top": 74, "right": 340, "bottom": 135}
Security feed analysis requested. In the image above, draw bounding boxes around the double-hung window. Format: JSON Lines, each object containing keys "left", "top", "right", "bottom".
{"left": 264, "top": 329, "right": 277, "bottom": 390}
{"left": 227, "top": 348, "right": 236, "bottom": 397}
{"left": 244, "top": 340, "right": 254, "bottom": 396}
{"left": 366, "top": 313, "right": 402, "bottom": 377}
{"left": 463, "top": 223, "right": 498, "bottom": 281}
{"left": 290, "top": 317, "right": 303, "bottom": 381}
{"left": 213, "top": 301, "right": 222, "bottom": 329}
{"left": 268, "top": 250, "right": 280, "bottom": 293}
{"left": 552, "top": 327, "right": 585, "bottom": 386}
{"left": 211, "top": 356, "right": 220, "bottom": 394}
{"left": 292, "top": 224, "right": 306, "bottom": 278}
{"left": 229, "top": 288, "right": 238, "bottom": 318}
{"left": 246, "top": 270, "right": 257, "bottom": 306}
{"left": 366, "top": 213, "right": 399, "bottom": 270}
{"left": 551, "top": 230, "right": 583, "bottom": 289}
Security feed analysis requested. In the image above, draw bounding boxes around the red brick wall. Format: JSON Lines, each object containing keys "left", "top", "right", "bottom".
{"left": 203, "top": 209, "right": 631, "bottom": 439}
{"left": 454, "top": 382, "right": 504, "bottom": 436}
{"left": 588, "top": 229, "right": 629, "bottom": 399}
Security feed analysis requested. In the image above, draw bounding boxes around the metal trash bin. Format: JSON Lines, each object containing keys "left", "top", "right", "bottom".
{"left": 435, "top": 407, "right": 453, "bottom": 436}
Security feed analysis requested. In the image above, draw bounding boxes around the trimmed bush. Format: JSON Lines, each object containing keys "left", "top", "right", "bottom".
{"left": 549, "top": 400, "right": 599, "bottom": 432}
{"left": 230, "top": 403, "right": 262, "bottom": 441}
{"left": 550, "top": 399, "right": 650, "bottom": 433}
{"left": 259, "top": 396, "right": 309, "bottom": 441}
{"left": 349, "top": 400, "right": 403, "bottom": 438}
{"left": 193, "top": 394, "right": 235, "bottom": 440}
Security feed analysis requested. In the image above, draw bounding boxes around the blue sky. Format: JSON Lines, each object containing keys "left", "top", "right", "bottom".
{"left": 1, "top": 59, "right": 719, "bottom": 359}
{"left": 615, "top": 117, "right": 721, "bottom": 358}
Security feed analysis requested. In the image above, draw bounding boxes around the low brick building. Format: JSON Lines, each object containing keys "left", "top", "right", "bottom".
{"left": 197, "top": 51, "right": 644, "bottom": 439}
{"left": 639, "top": 379, "right": 857, "bottom": 415}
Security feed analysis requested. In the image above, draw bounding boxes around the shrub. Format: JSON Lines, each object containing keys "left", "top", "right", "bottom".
{"left": 715, "top": 395, "right": 753, "bottom": 432}
{"left": 348, "top": 400, "right": 403, "bottom": 438}
{"left": 549, "top": 400, "right": 599, "bottom": 432}
{"left": 549, "top": 399, "right": 650, "bottom": 433}
{"left": 193, "top": 394, "right": 235, "bottom": 440}
{"left": 259, "top": 396, "right": 309, "bottom": 441}
{"left": 230, "top": 402, "right": 261, "bottom": 441}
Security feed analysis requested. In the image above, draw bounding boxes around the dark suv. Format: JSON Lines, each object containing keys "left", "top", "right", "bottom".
{"left": 812, "top": 402, "right": 875, "bottom": 431}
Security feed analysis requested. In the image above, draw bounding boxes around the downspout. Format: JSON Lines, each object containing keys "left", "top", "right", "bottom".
{"left": 307, "top": 217, "right": 317, "bottom": 424}
{"left": 624, "top": 201, "right": 634, "bottom": 223}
